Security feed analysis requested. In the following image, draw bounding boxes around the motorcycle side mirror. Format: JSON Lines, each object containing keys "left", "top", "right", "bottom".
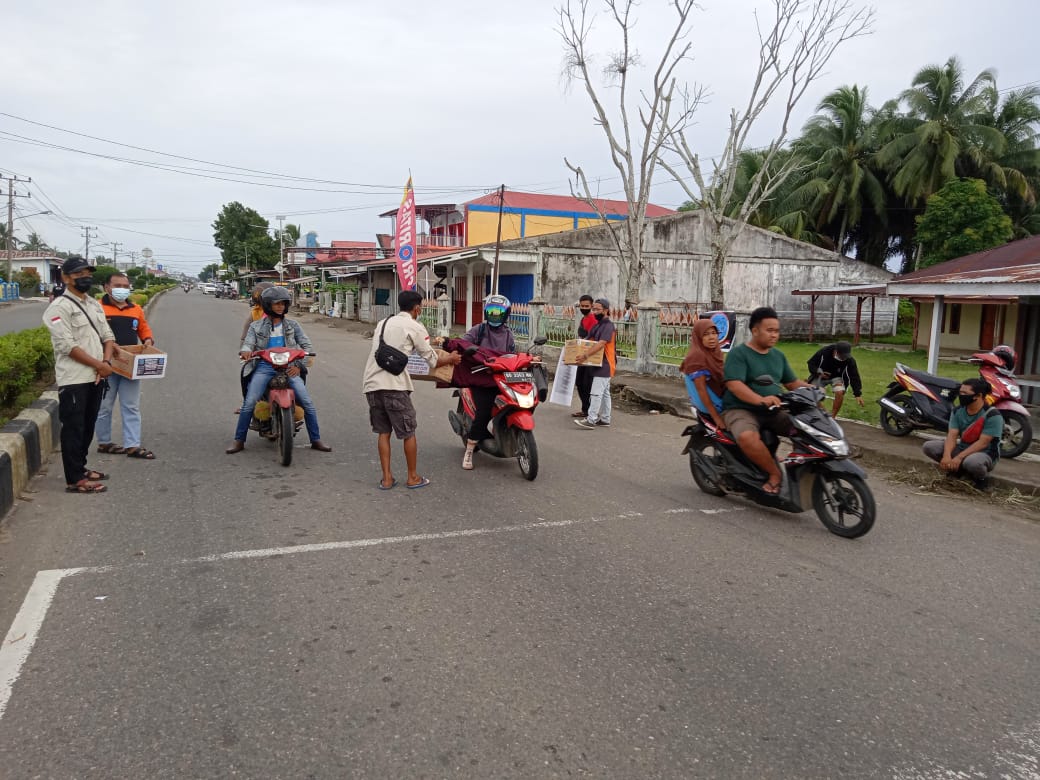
{"left": 532, "top": 337, "right": 548, "bottom": 346}
{"left": 752, "top": 375, "right": 775, "bottom": 386}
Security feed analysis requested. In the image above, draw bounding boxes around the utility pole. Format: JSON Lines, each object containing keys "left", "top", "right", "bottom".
{"left": 276, "top": 215, "right": 286, "bottom": 283}
{"left": 80, "top": 225, "right": 98, "bottom": 263}
{"left": 111, "top": 241, "right": 122, "bottom": 269}
{"left": 491, "top": 184, "right": 505, "bottom": 295}
{"left": 2, "top": 174, "right": 32, "bottom": 283}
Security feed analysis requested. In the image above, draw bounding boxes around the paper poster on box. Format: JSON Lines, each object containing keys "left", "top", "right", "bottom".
{"left": 406, "top": 349, "right": 454, "bottom": 383}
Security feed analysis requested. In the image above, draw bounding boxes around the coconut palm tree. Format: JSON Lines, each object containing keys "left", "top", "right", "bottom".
{"left": 22, "top": 232, "right": 49, "bottom": 252}
{"left": 793, "top": 85, "right": 888, "bottom": 255}
{"left": 0, "top": 224, "right": 19, "bottom": 250}
{"left": 878, "top": 57, "right": 1004, "bottom": 206}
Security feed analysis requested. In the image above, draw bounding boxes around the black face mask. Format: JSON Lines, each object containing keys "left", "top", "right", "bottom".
{"left": 958, "top": 393, "right": 978, "bottom": 407}
{"left": 594, "top": 312, "right": 605, "bottom": 321}
{"left": 72, "top": 277, "right": 94, "bottom": 292}
{"left": 579, "top": 308, "right": 592, "bottom": 315}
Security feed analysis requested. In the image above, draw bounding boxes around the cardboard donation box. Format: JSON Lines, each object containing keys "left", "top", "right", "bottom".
{"left": 111, "top": 345, "right": 168, "bottom": 380}
{"left": 406, "top": 349, "right": 454, "bottom": 383}
{"left": 562, "top": 338, "right": 604, "bottom": 367}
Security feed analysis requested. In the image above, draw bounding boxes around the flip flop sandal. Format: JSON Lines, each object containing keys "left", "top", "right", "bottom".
{"left": 407, "top": 477, "right": 432, "bottom": 489}
{"left": 83, "top": 470, "right": 110, "bottom": 481}
{"left": 66, "top": 480, "right": 107, "bottom": 494}
{"left": 97, "top": 444, "right": 126, "bottom": 454}
{"left": 378, "top": 478, "right": 398, "bottom": 490}
{"left": 126, "top": 448, "right": 156, "bottom": 459}
{"left": 570, "top": 411, "right": 587, "bottom": 417}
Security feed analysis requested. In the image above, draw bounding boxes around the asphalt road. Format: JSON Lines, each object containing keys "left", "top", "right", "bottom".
{"left": 0, "top": 298, "right": 49, "bottom": 336}
{"left": 0, "top": 292, "right": 1037, "bottom": 778}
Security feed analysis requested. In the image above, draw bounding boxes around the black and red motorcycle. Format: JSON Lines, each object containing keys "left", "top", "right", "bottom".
{"left": 682, "top": 382, "right": 876, "bottom": 538}
{"left": 878, "top": 350, "right": 1032, "bottom": 458}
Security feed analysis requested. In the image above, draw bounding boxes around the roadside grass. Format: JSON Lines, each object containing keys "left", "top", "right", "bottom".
{"left": 882, "top": 462, "right": 1040, "bottom": 518}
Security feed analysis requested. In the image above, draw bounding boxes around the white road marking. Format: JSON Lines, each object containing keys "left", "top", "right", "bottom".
{"left": 0, "top": 568, "right": 84, "bottom": 720}
{"left": 0, "top": 511, "right": 652, "bottom": 721}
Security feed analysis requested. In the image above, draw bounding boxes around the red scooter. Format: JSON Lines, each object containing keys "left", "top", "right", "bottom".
{"left": 878, "top": 350, "right": 1032, "bottom": 458}
{"left": 243, "top": 347, "right": 314, "bottom": 467}
{"left": 447, "top": 339, "right": 548, "bottom": 480}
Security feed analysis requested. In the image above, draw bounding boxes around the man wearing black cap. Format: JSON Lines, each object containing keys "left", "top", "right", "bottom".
{"left": 806, "top": 340, "right": 864, "bottom": 417}
{"left": 43, "top": 256, "right": 116, "bottom": 494}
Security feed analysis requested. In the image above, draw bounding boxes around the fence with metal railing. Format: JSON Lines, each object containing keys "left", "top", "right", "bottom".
{"left": 537, "top": 303, "right": 577, "bottom": 346}
{"left": 419, "top": 300, "right": 438, "bottom": 332}
{"left": 0, "top": 283, "right": 21, "bottom": 302}
{"left": 506, "top": 302, "right": 530, "bottom": 340}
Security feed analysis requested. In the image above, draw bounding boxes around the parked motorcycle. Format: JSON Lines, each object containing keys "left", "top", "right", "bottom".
{"left": 878, "top": 352, "right": 1032, "bottom": 458}
{"left": 682, "top": 382, "right": 876, "bottom": 538}
{"left": 241, "top": 347, "right": 314, "bottom": 466}
{"left": 447, "top": 338, "right": 549, "bottom": 481}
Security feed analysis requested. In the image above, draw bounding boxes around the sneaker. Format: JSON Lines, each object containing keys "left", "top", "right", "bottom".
{"left": 574, "top": 418, "right": 597, "bottom": 429}
{"left": 595, "top": 420, "right": 611, "bottom": 427}
{"left": 462, "top": 448, "right": 475, "bottom": 470}
{"left": 972, "top": 477, "right": 993, "bottom": 493}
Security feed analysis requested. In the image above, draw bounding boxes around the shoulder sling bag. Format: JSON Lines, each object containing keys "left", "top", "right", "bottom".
{"left": 374, "top": 317, "right": 409, "bottom": 376}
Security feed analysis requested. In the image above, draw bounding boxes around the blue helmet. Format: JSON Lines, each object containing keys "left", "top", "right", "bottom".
{"left": 483, "top": 294, "right": 511, "bottom": 328}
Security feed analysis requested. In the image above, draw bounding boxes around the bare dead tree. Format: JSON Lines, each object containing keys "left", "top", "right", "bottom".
{"left": 559, "top": 0, "right": 704, "bottom": 305}
{"left": 658, "top": 0, "right": 874, "bottom": 309}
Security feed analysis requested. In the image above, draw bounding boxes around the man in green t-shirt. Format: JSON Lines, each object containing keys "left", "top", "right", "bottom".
{"left": 722, "top": 306, "right": 812, "bottom": 494}
{"left": 921, "top": 377, "right": 1003, "bottom": 491}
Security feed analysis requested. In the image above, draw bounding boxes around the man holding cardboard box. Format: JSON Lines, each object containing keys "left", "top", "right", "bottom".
{"left": 573, "top": 298, "right": 616, "bottom": 430}
{"left": 43, "top": 256, "right": 116, "bottom": 494}
{"left": 96, "top": 272, "right": 157, "bottom": 459}
{"left": 362, "top": 290, "right": 461, "bottom": 489}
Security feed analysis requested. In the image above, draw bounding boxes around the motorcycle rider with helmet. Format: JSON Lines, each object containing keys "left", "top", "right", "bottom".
{"left": 226, "top": 286, "right": 332, "bottom": 454}
{"left": 454, "top": 295, "right": 522, "bottom": 470}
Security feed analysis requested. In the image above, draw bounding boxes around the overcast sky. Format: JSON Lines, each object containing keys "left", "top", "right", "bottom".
{"left": 3, "top": 0, "right": 1038, "bottom": 275}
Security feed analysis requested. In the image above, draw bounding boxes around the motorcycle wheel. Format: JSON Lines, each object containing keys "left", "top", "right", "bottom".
{"left": 516, "top": 429, "right": 538, "bottom": 481}
{"left": 278, "top": 405, "right": 294, "bottom": 467}
{"left": 812, "top": 472, "right": 875, "bottom": 538}
{"left": 998, "top": 410, "right": 1032, "bottom": 459}
{"left": 879, "top": 393, "right": 915, "bottom": 436}
{"left": 688, "top": 439, "right": 726, "bottom": 497}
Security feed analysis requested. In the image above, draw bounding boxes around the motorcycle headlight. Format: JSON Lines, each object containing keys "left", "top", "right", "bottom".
{"left": 1008, "top": 383, "right": 1021, "bottom": 400}
{"left": 792, "top": 418, "right": 849, "bottom": 456}
{"left": 269, "top": 351, "right": 291, "bottom": 366}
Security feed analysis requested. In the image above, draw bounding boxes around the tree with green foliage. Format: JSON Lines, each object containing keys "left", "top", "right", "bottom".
{"left": 212, "top": 202, "right": 278, "bottom": 272}
{"left": 22, "top": 232, "right": 49, "bottom": 252}
{"left": 794, "top": 85, "right": 887, "bottom": 257}
{"left": 200, "top": 263, "right": 220, "bottom": 282}
{"left": 915, "top": 178, "right": 1013, "bottom": 266}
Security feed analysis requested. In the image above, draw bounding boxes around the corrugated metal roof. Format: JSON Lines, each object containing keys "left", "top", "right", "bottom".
{"left": 464, "top": 190, "right": 675, "bottom": 218}
{"left": 892, "top": 235, "right": 1040, "bottom": 284}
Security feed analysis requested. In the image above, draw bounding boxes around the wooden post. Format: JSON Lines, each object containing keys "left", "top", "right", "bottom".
{"left": 854, "top": 296, "right": 864, "bottom": 345}
{"left": 808, "top": 294, "right": 818, "bottom": 342}
{"left": 869, "top": 296, "right": 876, "bottom": 342}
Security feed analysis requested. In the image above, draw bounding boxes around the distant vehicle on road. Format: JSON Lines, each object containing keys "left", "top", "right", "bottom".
{"left": 199, "top": 283, "right": 217, "bottom": 295}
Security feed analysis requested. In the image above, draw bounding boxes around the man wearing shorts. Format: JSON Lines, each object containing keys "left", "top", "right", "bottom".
{"left": 362, "top": 290, "right": 461, "bottom": 490}
{"left": 806, "top": 340, "right": 864, "bottom": 417}
{"left": 721, "top": 306, "right": 812, "bottom": 494}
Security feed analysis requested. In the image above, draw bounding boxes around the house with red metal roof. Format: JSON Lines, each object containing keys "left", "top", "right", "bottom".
{"left": 886, "top": 234, "right": 1040, "bottom": 398}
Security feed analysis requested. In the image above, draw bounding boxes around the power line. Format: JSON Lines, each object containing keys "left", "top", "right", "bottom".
{"left": 0, "top": 111, "right": 495, "bottom": 191}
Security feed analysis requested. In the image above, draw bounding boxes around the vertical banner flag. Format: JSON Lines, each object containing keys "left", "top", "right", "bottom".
{"left": 395, "top": 176, "right": 418, "bottom": 291}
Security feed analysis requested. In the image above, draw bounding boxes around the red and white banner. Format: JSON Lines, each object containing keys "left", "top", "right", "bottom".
{"left": 395, "top": 176, "right": 417, "bottom": 291}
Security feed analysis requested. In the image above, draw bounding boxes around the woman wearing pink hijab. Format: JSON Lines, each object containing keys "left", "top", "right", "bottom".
{"left": 681, "top": 319, "right": 726, "bottom": 429}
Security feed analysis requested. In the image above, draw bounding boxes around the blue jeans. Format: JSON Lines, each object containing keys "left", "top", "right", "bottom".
{"left": 96, "top": 373, "right": 143, "bottom": 448}
{"left": 234, "top": 362, "right": 320, "bottom": 443}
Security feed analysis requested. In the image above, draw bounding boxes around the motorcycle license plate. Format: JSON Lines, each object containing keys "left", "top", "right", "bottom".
{"left": 503, "top": 371, "right": 534, "bottom": 382}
